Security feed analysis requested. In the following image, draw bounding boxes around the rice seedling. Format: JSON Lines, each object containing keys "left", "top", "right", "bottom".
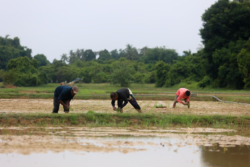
{"left": 154, "top": 104, "right": 167, "bottom": 108}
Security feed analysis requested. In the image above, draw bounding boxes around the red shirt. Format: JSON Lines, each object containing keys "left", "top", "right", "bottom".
{"left": 176, "top": 88, "right": 190, "bottom": 104}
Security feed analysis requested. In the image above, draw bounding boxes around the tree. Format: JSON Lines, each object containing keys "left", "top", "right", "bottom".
{"left": 110, "top": 49, "right": 120, "bottom": 60}
{"left": 200, "top": 0, "right": 250, "bottom": 81}
{"left": 0, "top": 36, "right": 32, "bottom": 70}
{"left": 165, "top": 53, "right": 207, "bottom": 87}
{"left": 93, "top": 72, "right": 109, "bottom": 83}
{"left": 3, "top": 56, "right": 46, "bottom": 86}
{"left": 237, "top": 38, "right": 250, "bottom": 89}
{"left": 143, "top": 47, "right": 178, "bottom": 64}
{"left": 34, "top": 54, "right": 50, "bottom": 67}
{"left": 212, "top": 41, "right": 244, "bottom": 89}
{"left": 155, "top": 61, "right": 170, "bottom": 87}
{"left": 110, "top": 58, "right": 133, "bottom": 87}
{"left": 98, "top": 49, "right": 111, "bottom": 61}
{"left": 61, "top": 54, "right": 68, "bottom": 63}
{"left": 133, "top": 72, "right": 145, "bottom": 84}
{"left": 84, "top": 49, "right": 96, "bottom": 61}
{"left": 69, "top": 50, "right": 76, "bottom": 64}
{"left": 124, "top": 44, "right": 138, "bottom": 60}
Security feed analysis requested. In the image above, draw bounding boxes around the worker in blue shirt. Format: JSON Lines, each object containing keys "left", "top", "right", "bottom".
{"left": 52, "top": 85, "right": 78, "bottom": 113}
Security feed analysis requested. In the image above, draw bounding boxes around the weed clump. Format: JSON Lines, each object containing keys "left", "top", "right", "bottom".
{"left": 87, "top": 110, "right": 95, "bottom": 114}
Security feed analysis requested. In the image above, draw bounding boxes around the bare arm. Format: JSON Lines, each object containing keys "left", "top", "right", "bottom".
{"left": 111, "top": 100, "right": 116, "bottom": 110}
{"left": 58, "top": 100, "right": 69, "bottom": 110}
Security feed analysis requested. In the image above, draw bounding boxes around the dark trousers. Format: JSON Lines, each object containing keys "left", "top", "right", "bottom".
{"left": 52, "top": 96, "right": 70, "bottom": 113}
{"left": 118, "top": 97, "right": 141, "bottom": 109}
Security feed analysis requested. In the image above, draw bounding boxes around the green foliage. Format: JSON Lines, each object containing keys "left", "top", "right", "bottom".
{"left": 110, "top": 49, "right": 120, "bottom": 60}
{"left": 85, "top": 49, "right": 96, "bottom": 61}
{"left": 2, "top": 70, "right": 19, "bottom": 85}
{"left": 93, "top": 72, "right": 109, "bottom": 83}
{"left": 198, "top": 76, "right": 211, "bottom": 88}
{"left": 237, "top": 38, "right": 250, "bottom": 89}
{"left": 98, "top": 49, "right": 111, "bottom": 61}
{"left": 155, "top": 61, "right": 170, "bottom": 87}
{"left": 3, "top": 56, "right": 47, "bottom": 86}
{"left": 211, "top": 40, "right": 245, "bottom": 89}
{"left": 1, "top": 113, "right": 250, "bottom": 131}
{"left": 34, "top": 54, "right": 50, "bottom": 67}
{"left": 0, "top": 36, "right": 32, "bottom": 70}
{"left": 87, "top": 110, "right": 95, "bottom": 114}
{"left": 81, "top": 68, "right": 92, "bottom": 83}
{"left": 200, "top": 0, "right": 250, "bottom": 88}
{"left": 165, "top": 53, "right": 206, "bottom": 87}
{"left": 132, "top": 72, "right": 145, "bottom": 84}
{"left": 110, "top": 58, "right": 133, "bottom": 87}
{"left": 124, "top": 44, "right": 139, "bottom": 61}
{"left": 144, "top": 72, "right": 156, "bottom": 84}
{"left": 143, "top": 47, "right": 178, "bottom": 64}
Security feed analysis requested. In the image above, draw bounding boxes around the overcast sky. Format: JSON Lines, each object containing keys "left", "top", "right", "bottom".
{"left": 0, "top": 0, "right": 218, "bottom": 62}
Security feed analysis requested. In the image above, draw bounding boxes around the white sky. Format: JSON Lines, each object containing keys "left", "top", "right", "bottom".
{"left": 0, "top": 0, "right": 218, "bottom": 62}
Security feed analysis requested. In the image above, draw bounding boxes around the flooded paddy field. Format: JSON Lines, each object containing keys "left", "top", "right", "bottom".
{"left": 0, "top": 99, "right": 249, "bottom": 116}
{"left": 1, "top": 127, "right": 250, "bottom": 167}
{"left": 1, "top": 98, "right": 250, "bottom": 166}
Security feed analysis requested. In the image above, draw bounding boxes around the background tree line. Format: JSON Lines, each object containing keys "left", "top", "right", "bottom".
{"left": 0, "top": 0, "right": 249, "bottom": 89}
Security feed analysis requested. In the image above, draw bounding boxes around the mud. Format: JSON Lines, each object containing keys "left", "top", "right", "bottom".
{"left": 0, "top": 127, "right": 250, "bottom": 155}
{"left": 0, "top": 99, "right": 249, "bottom": 116}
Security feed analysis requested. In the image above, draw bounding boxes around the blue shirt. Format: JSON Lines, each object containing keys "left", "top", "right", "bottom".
{"left": 54, "top": 86, "right": 74, "bottom": 101}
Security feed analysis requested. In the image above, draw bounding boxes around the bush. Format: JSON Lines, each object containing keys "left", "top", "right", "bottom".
{"left": 198, "top": 76, "right": 211, "bottom": 88}
{"left": 93, "top": 72, "right": 109, "bottom": 83}
{"left": 133, "top": 72, "right": 145, "bottom": 84}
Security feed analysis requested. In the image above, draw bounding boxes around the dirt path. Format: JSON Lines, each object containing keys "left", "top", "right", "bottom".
{"left": 0, "top": 99, "right": 249, "bottom": 116}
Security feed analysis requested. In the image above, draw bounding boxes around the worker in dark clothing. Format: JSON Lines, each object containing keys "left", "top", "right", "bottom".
{"left": 110, "top": 88, "right": 142, "bottom": 113}
{"left": 52, "top": 85, "right": 78, "bottom": 113}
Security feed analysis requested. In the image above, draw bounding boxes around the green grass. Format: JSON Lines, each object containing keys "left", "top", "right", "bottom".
{"left": 1, "top": 82, "right": 250, "bottom": 94}
{"left": 0, "top": 82, "right": 250, "bottom": 103}
{"left": 1, "top": 112, "right": 250, "bottom": 131}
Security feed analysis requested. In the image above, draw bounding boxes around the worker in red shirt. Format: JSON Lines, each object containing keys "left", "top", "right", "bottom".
{"left": 173, "top": 88, "right": 191, "bottom": 108}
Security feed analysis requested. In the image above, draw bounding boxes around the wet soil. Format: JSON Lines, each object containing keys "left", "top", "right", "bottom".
{"left": 0, "top": 99, "right": 249, "bottom": 116}
{"left": 0, "top": 127, "right": 250, "bottom": 155}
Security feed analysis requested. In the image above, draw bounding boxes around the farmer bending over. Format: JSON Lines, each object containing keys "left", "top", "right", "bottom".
{"left": 52, "top": 85, "right": 78, "bottom": 113}
{"left": 173, "top": 88, "right": 191, "bottom": 108}
{"left": 110, "top": 88, "right": 142, "bottom": 113}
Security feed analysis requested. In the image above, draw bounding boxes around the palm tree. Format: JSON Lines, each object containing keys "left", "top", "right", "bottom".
{"left": 125, "top": 44, "right": 138, "bottom": 61}
{"left": 61, "top": 54, "right": 68, "bottom": 63}
{"left": 69, "top": 50, "right": 76, "bottom": 64}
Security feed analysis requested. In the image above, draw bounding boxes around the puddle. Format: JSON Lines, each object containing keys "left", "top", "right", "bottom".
{"left": 0, "top": 127, "right": 250, "bottom": 167}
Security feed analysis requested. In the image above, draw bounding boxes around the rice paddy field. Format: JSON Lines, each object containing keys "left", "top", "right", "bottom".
{"left": 1, "top": 83, "right": 250, "bottom": 167}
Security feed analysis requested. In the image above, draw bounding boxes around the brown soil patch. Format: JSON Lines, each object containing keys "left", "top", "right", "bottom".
{"left": 0, "top": 127, "right": 250, "bottom": 154}
{"left": 5, "top": 85, "right": 18, "bottom": 88}
{"left": 0, "top": 135, "right": 145, "bottom": 155}
{"left": 0, "top": 99, "right": 249, "bottom": 116}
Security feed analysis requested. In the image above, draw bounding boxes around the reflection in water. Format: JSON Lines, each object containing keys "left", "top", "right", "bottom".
{"left": 201, "top": 145, "right": 250, "bottom": 167}
{"left": 1, "top": 127, "right": 250, "bottom": 167}
{"left": 1, "top": 136, "right": 250, "bottom": 167}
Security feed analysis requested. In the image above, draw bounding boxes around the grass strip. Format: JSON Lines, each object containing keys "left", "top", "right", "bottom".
{"left": 0, "top": 113, "right": 250, "bottom": 129}
{"left": 0, "top": 93, "right": 216, "bottom": 101}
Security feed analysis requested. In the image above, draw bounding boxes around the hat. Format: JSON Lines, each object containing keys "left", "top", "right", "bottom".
{"left": 72, "top": 86, "right": 79, "bottom": 94}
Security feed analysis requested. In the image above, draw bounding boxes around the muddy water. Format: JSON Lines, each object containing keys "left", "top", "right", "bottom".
{"left": 0, "top": 127, "right": 250, "bottom": 167}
